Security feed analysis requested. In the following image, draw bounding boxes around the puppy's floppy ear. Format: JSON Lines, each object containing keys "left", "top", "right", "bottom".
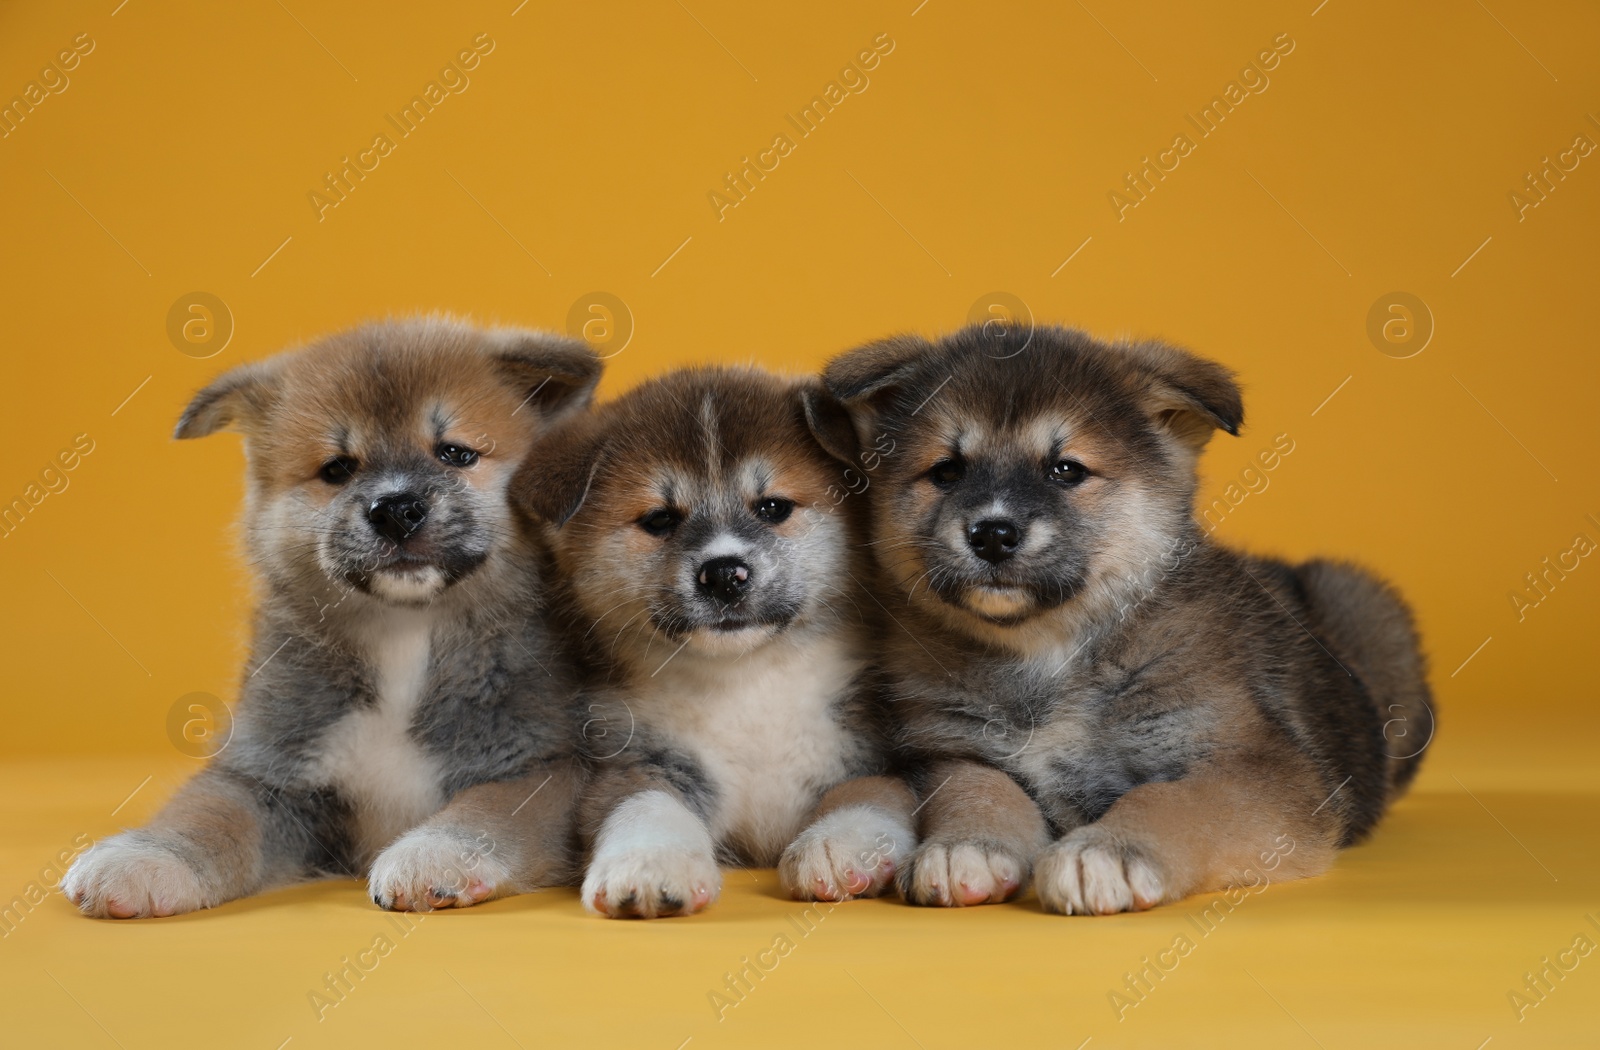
{"left": 491, "top": 330, "right": 602, "bottom": 423}
{"left": 822, "top": 333, "right": 935, "bottom": 406}
{"left": 513, "top": 413, "right": 605, "bottom": 528}
{"left": 1121, "top": 341, "right": 1243, "bottom": 450}
{"left": 174, "top": 360, "right": 282, "bottom": 440}
{"left": 800, "top": 383, "right": 858, "bottom": 466}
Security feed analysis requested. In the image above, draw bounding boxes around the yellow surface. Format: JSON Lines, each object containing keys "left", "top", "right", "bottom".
{"left": 2, "top": 0, "right": 1598, "bottom": 1046}
{"left": 4, "top": 756, "right": 1600, "bottom": 1047}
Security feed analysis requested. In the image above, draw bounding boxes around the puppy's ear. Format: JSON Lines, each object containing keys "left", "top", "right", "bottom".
{"left": 800, "top": 383, "right": 858, "bottom": 466}
{"left": 822, "top": 334, "right": 935, "bottom": 406}
{"left": 1122, "top": 341, "right": 1243, "bottom": 450}
{"left": 491, "top": 330, "right": 602, "bottom": 424}
{"left": 174, "top": 361, "right": 282, "bottom": 439}
{"left": 514, "top": 414, "right": 604, "bottom": 528}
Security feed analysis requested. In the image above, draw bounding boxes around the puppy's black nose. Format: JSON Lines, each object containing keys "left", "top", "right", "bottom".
{"left": 967, "top": 519, "right": 1022, "bottom": 564}
{"left": 368, "top": 493, "right": 429, "bottom": 544}
{"left": 696, "top": 556, "right": 751, "bottom": 604}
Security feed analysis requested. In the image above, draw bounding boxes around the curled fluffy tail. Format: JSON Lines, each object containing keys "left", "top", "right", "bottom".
{"left": 1297, "top": 559, "right": 1435, "bottom": 798}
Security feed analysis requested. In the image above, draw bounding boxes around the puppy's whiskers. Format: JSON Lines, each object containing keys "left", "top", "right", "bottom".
{"left": 585, "top": 594, "right": 651, "bottom": 642}
{"left": 609, "top": 604, "right": 657, "bottom": 657}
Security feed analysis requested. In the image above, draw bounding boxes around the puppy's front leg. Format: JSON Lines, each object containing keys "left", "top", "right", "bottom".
{"left": 1033, "top": 759, "right": 1340, "bottom": 915}
{"left": 369, "top": 759, "right": 583, "bottom": 911}
{"left": 582, "top": 783, "right": 720, "bottom": 919}
{"left": 63, "top": 768, "right": 300, "bottom": 919}
{"left": 780, "top": 776, "right": 917, "bottom": 901}
{"left": 898, "top": 759, "right": 1051, "bottom": 907}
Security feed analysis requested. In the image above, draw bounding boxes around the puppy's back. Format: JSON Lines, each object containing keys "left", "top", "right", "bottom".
{"left": 1296, "top": 559, "right": 1435, "bottom": 799}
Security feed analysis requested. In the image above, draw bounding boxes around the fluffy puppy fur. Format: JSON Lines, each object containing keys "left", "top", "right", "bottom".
{"left": 812, "top": 324, "right": 1434, "bottom": 913}
{"left": 517, "top": 367, "right": 914, "bottom": 918}
{"left": 63, "top": 318, "right": 599, "bottom": 918}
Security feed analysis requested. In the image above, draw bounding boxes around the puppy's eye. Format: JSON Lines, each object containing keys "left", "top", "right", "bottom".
{"left": 754, "top": 497, "right": 793, "bottom": 524}
{"left": 319, "top": 456, "right": 359, "bottom": 485}
{"left": 1050, "top": 459, "right": 1090, "bottom": 486}
{"left": 638, "top": 508, "right": 681, "bottom": 536}
{"left": 928, "top": 458, "right": 965, "bottom": 488}
{"left": 437, "top": 444, "right": 479, "bottom": 468}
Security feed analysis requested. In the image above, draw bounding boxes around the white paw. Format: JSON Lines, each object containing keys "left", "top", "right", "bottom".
{"left": 582, "top": 790, "right": 721, "bottom": 919}
{"left": 779, "top": 805, "right": 913, "bottom": 901}
{"left": 1034, "top": 826, "right": 1166, "bottom": 915}
{"left": 899, "top": 838, "right": 1027, "bottom": 907}
{"left": 368, "top": 825, "right": 512, "bottom": 912}
{"left": 62, "top": 836, "right": 208, "bottom": 919}
{"left": 581, "top": 846, "right": 720, "bottom": 918}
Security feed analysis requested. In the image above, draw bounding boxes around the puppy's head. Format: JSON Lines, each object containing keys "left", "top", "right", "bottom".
{"left": 818, "top": 324, "right": 1241, "bottom": 649}
{"left": 178, "top": 318, "right": 600, "bottom": 607}
{"left": 518, "top": 367, "right": 856, "bottom": 660}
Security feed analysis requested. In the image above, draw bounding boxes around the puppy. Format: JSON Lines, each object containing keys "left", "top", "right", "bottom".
{"left": 812, "top": 324, "right": 1434, "bottom": 913}
{"left": 63, "top": 318, "right": 599, "bottom": 917}
{"left": 517, "top": 366, "right": 915, "bottom": 918}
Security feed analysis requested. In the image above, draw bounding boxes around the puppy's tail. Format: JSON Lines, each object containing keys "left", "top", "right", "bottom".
{"left": 1297, "top": 559, "right": 1435, "bottom": 800}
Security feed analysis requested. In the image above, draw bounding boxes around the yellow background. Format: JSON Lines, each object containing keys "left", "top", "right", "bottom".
{"left": 2, "top": 0, "right": 1597, "bottom": 1046}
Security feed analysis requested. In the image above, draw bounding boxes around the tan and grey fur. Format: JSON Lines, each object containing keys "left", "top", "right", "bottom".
{"left": 812, "top": 324, "right": 1434, "bottom": 913}
{"left": 63, "top": 318, "right": 599, "bottom": 918}
{"left": 517, "top": 367, "right": 914, "bottom": 918}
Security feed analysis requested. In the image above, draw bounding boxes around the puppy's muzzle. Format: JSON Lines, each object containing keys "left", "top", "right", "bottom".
{"left": 367, "top": 492, "right": 429, "bottom": 544}
{"left": 967, "top": 518, "right": 1023, "bottom": 565}
{"left": 696, "top": 556, "right": 751, "bottom": 605}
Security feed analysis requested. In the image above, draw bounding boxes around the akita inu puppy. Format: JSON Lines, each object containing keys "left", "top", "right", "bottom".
{"left": 812, "top": 324, "right": 1434, "bottom": 913}
{"left": 518, "top": 367, "right": 914, "bottom": 918}
{"left": 64, "top": 318, "right": 599, "bottom": 917}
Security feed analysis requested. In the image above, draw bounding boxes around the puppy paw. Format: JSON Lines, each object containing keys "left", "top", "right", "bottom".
{"left": 581, "top": 848, "right": 720, "bottom": 919}
{"left": 62, "top": 836, "right": 208, "bottom": 919}
{"left": 1034, "top": 826, "right": 1166, "bottom": 915}
{"left": 897, "top": 838, "right": 1027, "bottom": 907}
{"left": 779, "top": 805, "right": 913, "bottom": 902}
{"left": 369, "top": 825, "right": 510, "bottom": 912}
